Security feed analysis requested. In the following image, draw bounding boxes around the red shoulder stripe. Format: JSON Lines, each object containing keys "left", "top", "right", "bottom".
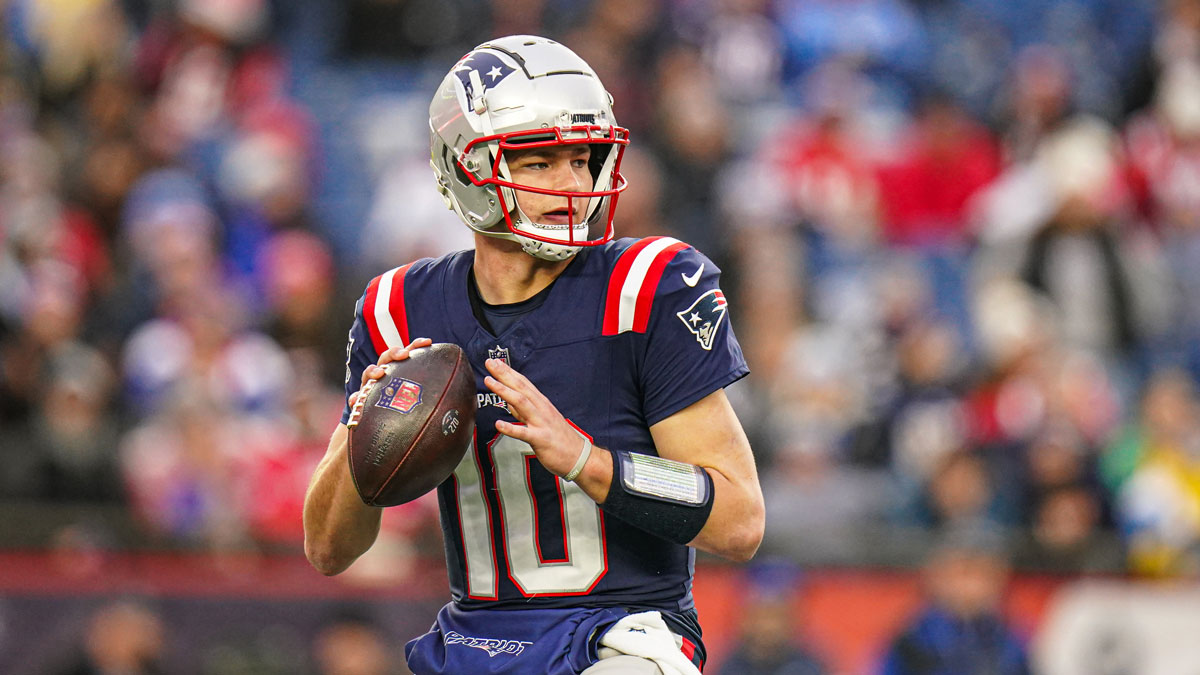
{"left": 363, "top": 274, "right": 387, "bottom": 355}
{"left": 631, "top": 240, "right": 688, "bottom": 332}
{"left": 602, "top": 237, "right": 664, "bottom": 335}
{"left": 602, "top": 237, "right": 687, "bottom": 335}
{"left": 363, "top": 263, "right": 413, "bottom": 354}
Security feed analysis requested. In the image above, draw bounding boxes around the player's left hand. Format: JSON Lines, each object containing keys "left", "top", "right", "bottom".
{"left": 484, "top": 358, "right": 587, "bottom": 478}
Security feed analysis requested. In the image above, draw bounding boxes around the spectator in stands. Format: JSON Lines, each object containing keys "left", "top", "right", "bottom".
{"left": 876, "top": 92, "right": 1000, "bottom": 248}
{"left": 1126, "top": 63, "right": 1200, "bottom": 376}
{"left": 217, "top": 101, "right": 321, "bottom": 286}
{"left": 52, "top": 600, "right": 166, "bottom": 675}
{"left": 120, "top": 281, "right": 290, "bottom": 417}
{"left": 996, "top": 46, "right": 1075, "bottom": 164}
{"left": 7, "top": 343, "right": 122, "bottom": 503}
{"left": 135, "top": 0, "right": 282, "bottom": 160}
{"left": 881, "top": 525, "right": 1030, "bottom": 675}
{"left": 762, "top": 426, "right": 895, "bottom": 564}
{"left": 649, "top": 45, "right": 735, "bottom": 258}
{"left": 1016, "top": 484, "right": 1123, "bottom": 574}
{"left": 853, "top": 316, "right": 968, "bottom": 469}
{"left": 312, "top": 607, "right": 398, "bottom": 675}
{"left": 1104, "top": 367, "right": 1200, "bottom": 576}
{"left": 257, "top": 231, "right": 347, "bottom": 388}
{"left": 119, "top": 386, "right": 265, "bottom": 546}
{"left": 1020, "top": 426, "right": 1105, "bottom": 524}
{"left": 1020, "top": 119, "right": 1152, "bottom": 362}
{"left": 907, "top": 450, "right": 1015, "bottom": 530}
{"left": 0, "top": 260, "right": 88, "bottom": 427}
{"left": 715, "top": 561, "right": 827, "bottom": 675}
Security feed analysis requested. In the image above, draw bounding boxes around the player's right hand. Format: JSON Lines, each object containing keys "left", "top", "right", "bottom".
{"left": 348, "top": 337, "right": 433, "bottom": 408}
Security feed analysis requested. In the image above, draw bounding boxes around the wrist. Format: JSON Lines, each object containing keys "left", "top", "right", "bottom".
{"left": 563, "top": 436, "right": 592, "bottom": 481}
{"left": 566, "top": 443, "right": 614, "bottom": 504}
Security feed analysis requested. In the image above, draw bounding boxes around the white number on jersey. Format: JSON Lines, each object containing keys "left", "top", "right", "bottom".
{"left": 452, "top": 433, "right": 607, "bottom": 598}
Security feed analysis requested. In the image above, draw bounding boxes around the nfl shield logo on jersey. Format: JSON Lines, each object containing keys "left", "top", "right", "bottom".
{"left": 375, "top": 378, "right": 423, "bottom": 414}
{"left": 488, "top": 345, "right": 510, "bottom": 366}
{"left": 677, "top": 289, "right": 728, "bottom": 351}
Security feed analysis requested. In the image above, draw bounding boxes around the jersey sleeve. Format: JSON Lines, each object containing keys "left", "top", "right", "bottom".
{"left": 639, "top": 246, "right": 748, "bottom": 426}
{"left": 339, "top": 293, "right": 382, "bottom": 425}
{"left": 339, "top": 263, "right": 417, "bottom": 424}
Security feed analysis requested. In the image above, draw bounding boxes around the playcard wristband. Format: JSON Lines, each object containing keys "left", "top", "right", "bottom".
{"left": 600, "top": 450, "right": 715, "bottom": 546}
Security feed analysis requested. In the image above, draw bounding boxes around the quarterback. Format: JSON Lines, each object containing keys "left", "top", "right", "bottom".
{"left": 304, "top": 35, "right": 764, "bottom": 675}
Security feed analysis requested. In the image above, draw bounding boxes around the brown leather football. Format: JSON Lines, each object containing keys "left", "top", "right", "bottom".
{"left": 346, "top": 343, "right": 476, "bottom": 506}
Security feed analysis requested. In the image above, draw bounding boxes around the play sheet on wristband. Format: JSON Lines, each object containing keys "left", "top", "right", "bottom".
{"left": 621, "top": 453, "right": 708, "bottom": 505}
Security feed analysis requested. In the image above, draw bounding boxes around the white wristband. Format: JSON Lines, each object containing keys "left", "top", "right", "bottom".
{"left": 564, "top": 436, "right": 592, "bottom": 482}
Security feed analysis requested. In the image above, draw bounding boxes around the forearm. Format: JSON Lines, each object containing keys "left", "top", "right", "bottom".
{"left": 686, "top": 466, "right": 764, "bottom": 561}
{"left": 641, "top": 390, "right": 764, "bottom": 561}
{"left": 303, "top": 424, "right": 383, "bottom": 575}
{"left": 573, "top": 443, "right": 763, "bottom": 562}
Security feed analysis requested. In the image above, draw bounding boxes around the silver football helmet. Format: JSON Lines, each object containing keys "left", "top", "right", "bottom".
{"left": 429, "top": 35, "right": 629, "bottom": 261}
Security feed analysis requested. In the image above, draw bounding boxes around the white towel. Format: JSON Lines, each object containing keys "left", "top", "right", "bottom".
{"left": 596, "top": 611, "right": 702, "bottom": 675}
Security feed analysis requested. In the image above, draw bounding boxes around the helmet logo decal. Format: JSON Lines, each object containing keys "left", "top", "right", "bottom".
{"left": 454, "top": 52, "right": 516, "bottom": 112}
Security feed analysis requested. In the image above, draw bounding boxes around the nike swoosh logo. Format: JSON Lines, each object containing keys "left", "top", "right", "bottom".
{"left": 682, "top": 264, "right": 704, "bottom": 287}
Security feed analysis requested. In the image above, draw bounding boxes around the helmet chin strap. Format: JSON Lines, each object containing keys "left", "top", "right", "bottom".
{"left": 520, "top": 237, "right": 583, "bottom": 261}
{"left": 514, "top": 205, "right": 586, "bottom": 261}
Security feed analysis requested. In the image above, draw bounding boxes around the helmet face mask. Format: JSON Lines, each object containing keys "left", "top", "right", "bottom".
{"left": 429, "top": 36, "right": 630, "bottom": 261}
{"left": 476, "top": 125, "right": 629, "bottom": 251}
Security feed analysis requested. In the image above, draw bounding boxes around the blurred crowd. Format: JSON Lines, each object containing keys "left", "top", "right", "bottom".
{"left": 37, "top": 598, "right": 406, "bottom": 675}
{"left": 3, "top": 0, "right": 1200, "bottom": 585}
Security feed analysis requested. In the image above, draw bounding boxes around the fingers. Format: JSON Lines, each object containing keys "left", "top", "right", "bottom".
{"left": 347, "top": 378, "right": 372, "bottom": 409}
{"left": 359, "top": 364, "right": 387, "bottom": 388}
{"left": 495, "top": 419, "right": 530, "bottom": 441}
{"left": 485, "top": 357, "right": 532, "bottom": 390}
{"left": 359, "top": 338, "right": 434, "bottom": 387}
{"left": 484, "top": 374, "right": 528, "bottom": 422}
{"left": 378, "top": 337, "right": 434, "bottom": 365}
{"left": 405, "top": 336, "right": 434, "bottom": 351}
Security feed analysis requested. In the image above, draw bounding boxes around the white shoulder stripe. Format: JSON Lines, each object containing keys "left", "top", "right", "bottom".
{"left": 373, "top": 267, "right": 405, "bottom": 349}
{"left": 616, "top": 237, "right": 681, "bottom": 334}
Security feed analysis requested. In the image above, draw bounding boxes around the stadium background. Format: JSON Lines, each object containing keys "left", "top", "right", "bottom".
{"left": 2, "top": 0, "right": 1200, "bottom": 672}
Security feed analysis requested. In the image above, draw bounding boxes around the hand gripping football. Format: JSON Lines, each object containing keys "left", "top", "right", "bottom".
{"left": 346, "top": 343, "right": 476, "bottom": 506}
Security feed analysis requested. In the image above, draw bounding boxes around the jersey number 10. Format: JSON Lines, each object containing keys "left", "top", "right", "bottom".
{"left": 452, "top": 433, "right": 607, "bottom": 598}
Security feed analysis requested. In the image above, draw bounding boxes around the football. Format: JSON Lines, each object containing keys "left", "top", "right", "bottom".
{"left": 346, "top": 343, "right": 476, "bottom": 506}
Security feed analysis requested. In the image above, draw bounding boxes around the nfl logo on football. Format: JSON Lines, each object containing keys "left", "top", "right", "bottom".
{"left": 375, "top": 378, "right": 423, "bottom": 414}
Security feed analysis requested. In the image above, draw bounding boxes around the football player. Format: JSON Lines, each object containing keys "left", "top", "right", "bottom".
{"left": 304, "top": 35, "right": 764, "bottom": 675}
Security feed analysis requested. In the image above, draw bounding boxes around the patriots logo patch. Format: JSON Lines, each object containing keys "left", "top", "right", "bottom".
{"left": 454, "top": 52, "right": 516, "bottom": 112}
{"left": 375, "top": 377, "right": 422, "bottom": 414}
{"left": 677, "top": 289, "right": 728, "bottom": 351}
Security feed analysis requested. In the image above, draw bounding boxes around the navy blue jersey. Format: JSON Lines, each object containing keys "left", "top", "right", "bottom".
{"left": 341, "top": 236, "right": 747, "bottom": 622}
